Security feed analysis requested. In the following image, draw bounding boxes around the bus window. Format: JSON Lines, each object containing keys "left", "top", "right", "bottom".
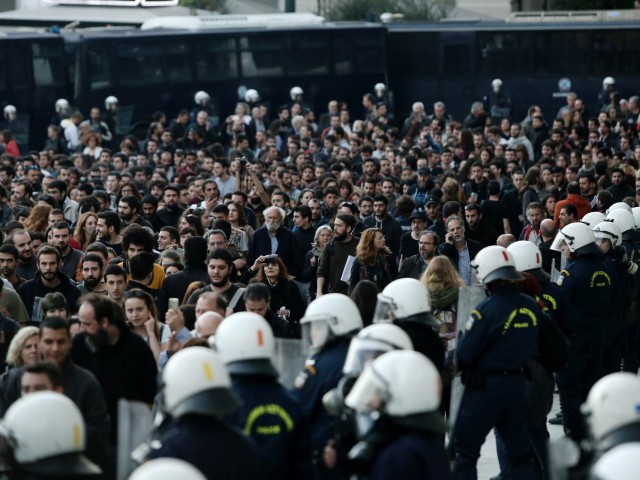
{"left": 87, "top": 48, "right": 112, "bottom": 91}
{"left": 534, "top": 30, "right": 590, "bottom": 75}
{"left": 387, "top": 32, "right": 438, "bottom": 75}
{"left": 117, "top": 43, "right": 164, "bottom": 86}
{"left": 332, "top": 33, "right": 353, "bottom": 75}
{"left": 32, "top": 42, "right": 65, "bottom": 87}
{"left": 593, "top": 29, "right": 640, "bottom": 75}
{"left": 477, "top": 31, "right": 533, "bottom": 76}
{"left": 195, "top": 38, "right": 237, "bottom": 81}
{"left": 240, "top": 36, "right": 283, "bottom": 78}
{"left": 8, "top": 47, "right": 29, "bottom": 89}
{"left": 443, "top": 44, "right": 470, "bottom": 76}
{"left": 287, "top": 33, "right": 328, "bottom": 76}
{"left": 355, "top": 32, "right": 386, "bottom": 73}
{"left": 165, "top": 41, "right": 193, "bottom": 83}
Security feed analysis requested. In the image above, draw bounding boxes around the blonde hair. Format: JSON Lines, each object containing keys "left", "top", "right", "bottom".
{"left": 74, "top": 212, "right": 98, "bottom": 251}
{"left": 6, "top": 327, "right": 39, "bottom": 367}
{"left": 421, "top": 256, "right": 463, "bottom": 293}
{"left": 356, "top": 228, "right": 390, "bottom": 265}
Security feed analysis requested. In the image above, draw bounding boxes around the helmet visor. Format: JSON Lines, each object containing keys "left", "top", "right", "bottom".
{"left": 301, "top": 318, "right": 334, "bottom": 352}
{"left": 373, "top": 295, "right": 397, "bottom": 323}
{"left": 345, "top": 364, "right": 387, "bottom": 412}
{"left": 550, "top": 231, "right": 569, "bottom": 252}
{"left": 343, "top": 337, "right": 394, "bottom": 376}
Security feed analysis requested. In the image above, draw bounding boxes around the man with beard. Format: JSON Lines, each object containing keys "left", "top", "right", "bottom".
{"left": 118, "top": 195, "right": 152, "bottom": 229}
{"left": 407, "top": 167, "right": 434, "bottom": 210}
{"left": 77, "top": 254, "right": 107, "bottom": 295}
{"left": 72, "top": 293, "right": 157, "bottom": 454}
{"left": 399, "top": 211, "right": 428, "bottom": 262}
{"left": 6, "top": 229, "right": 37, "bottom": 279}
{"left": 316, "top": 213, "right": 358, "bottom": 296}
{"left": 186, "top": 248, "right": 247, "bottom": 313}
{"left": 247, "top": 206, "right": 300, "bottom": 276}
{"left": 97, "top": 211, "right": 124, "bottom": 257}
{"left": 141, "top": 195, "right": 168, "bottom": 231}
{"left": 0, "top": 244, "right": 24, "bottom": 290}
{"left": 51, "top": 222, "right": 84, "bottom": 279}
{"left": 398, "top": 230, "right": 439, "bottom": 279}
{"left": 437, "top": 216, "right": 483, "bottom": 285}
{"left": 362, "top": 194, "right": 403, "bottom": 258}
{"left": 519, "top": 202, "right": 544, "bottom": 246}
{"left": 17, "top": 245, "right": 81, "bottom": 319}
{"left": 156, "top": 184, "right": 184, "bottom": 228}
{"left": 464, "top": 203, "right": 499, "bottom": 248}
{"left": 307, "top": 198, "right": 328, "bottom": 229}
{"left": 119, "top": 225, "right": 165, "bottom": 298}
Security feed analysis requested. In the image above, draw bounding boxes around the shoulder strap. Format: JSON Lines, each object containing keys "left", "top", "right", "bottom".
{"left": 228, "top": 287, "right": 246, "bottom": 309}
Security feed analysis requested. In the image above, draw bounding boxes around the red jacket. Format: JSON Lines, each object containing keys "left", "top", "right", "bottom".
{"left": 553, "top": 194, "right": 592, "bottom": 227}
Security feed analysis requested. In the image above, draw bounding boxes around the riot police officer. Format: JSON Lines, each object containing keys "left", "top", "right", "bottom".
{"left": 146, "top": 347, "right": 259, "bottom": 479}
{"left": 214, "top": 312, "right": 311, "bottom": 480}
{"left": 128, "top": 458, "right": 206, "bottom": 480}
{"left": 373, "top": 278, "right": 445, "bottom": 372}
{"left": 590, "top": 443, "right": 640, "bottom": 480}
{"left": 551, "top": 221, "right": 613, "bottom": 441}
{"left": 453, "top": 245, "right": 540, "bottom": 480}
{"left": 295, "top": 294, "right": 363, "bottom": 476}
{"left": 345, "top": 350, "right": 450, "bottom": 479}
{"left": 1, "top": 391, "right": 102, "bottom": 479}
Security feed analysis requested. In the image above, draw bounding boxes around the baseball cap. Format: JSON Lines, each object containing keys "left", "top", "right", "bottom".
{"left": 410, "top": 211, "right": 427, "bottom": 221}
{"left": 425, "top": 197, "right": 439, "bottom": 206}
{"left": 418, "top": 167, "right": 432, "bottom": 175}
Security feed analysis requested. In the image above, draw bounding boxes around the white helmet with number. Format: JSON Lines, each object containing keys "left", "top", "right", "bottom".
{"left": 603, "top": 76, "right": 616, "bottom": 88}
{"left": 194, "top": 91, "right": 210, "bottom": 105}
{"left": 607, "top": 202, "right": 631, "bottom": 215}
{"left": 289, "top": 86, "right": 303, "bottom": 101}
{"left": 471, "top": 245, "right": 524, "bottom": 284}
{"left": 374, "top": 278, "right": 433, "bottom": 324}
{"left": 345, "top": 350, "right": 447, "bottom": 433}
{"left": 163, "top": 346, "right": 240, "bottom": 418}
{"left": 593, "top": 221, "right": 622, "bottom": 249}
{"left": 2, "top": 391, "right": 101, "bottom": 475}
{"left": 300, "top": 294, "right": 363, "bottom": 350}
{"left": 343, "top": 323, "right": 413, "bottom": 376}
{"left": 214, "top": 312, "right": 278, "bottom": 377}
{"left": 507, "top": 241, "right": 549, "bottom": 282}
{"left": 54, "top": 98, "right": 69, "bottom": 114}
{"left": 3, "top": 105, "right": 16, "bottom": 119}
{"left": 582, "top": 372, "right": 640, "bottom": 450}
{"left": 631, "top": 207, "right": 640, "bottom": 229}
{"left": 104, "top": 95, "right": 119, "bottom": 110}
{"left": 129, "top": 458, "right": 206, "bottom": 480}
{"left": 591, "top": 443, "right": 640, "bottom": 480}
{"left": 551, "top": 222, "right": 600, "bottom": 255}
{"left": 605, "top": 208, "right": 635, "bottom": 236}
{"left": 581, "top": 211, "right": 605, "bottom": 228}
{"left": 244, "top": 89, "right": 260, "bottom": 103}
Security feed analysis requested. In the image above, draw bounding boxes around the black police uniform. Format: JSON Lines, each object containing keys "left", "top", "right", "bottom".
{"left": 556, "top": 253, "right": 612, "bottom": 441}
{"left": 293, "top": 338, "right": 350, "bottom": 474}
{"left": 147, "top": 415, "right": 259, "bottom": 480}
{"left": 454, "top": 283, "right": 540, "bottom": 480}
{"left": 228, "top": 375, "right": 312, "bottom": 480}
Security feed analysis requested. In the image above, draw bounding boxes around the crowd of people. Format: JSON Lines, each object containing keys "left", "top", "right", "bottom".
{"left": 0, "top": 77, "right": 637, "bottom": 479}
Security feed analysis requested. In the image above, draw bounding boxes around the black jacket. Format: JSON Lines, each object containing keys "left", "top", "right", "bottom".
{"left": 248, "top": 226, "right": 301, "bottom": 276}
{"left": 17, "top": 271, "right": 82, "bottom": 319}
{"left": 398, "top": 254, "right": 429, "bottom": 280}
{"left": 437, "top": 240, "right": 483, "bottom": 271}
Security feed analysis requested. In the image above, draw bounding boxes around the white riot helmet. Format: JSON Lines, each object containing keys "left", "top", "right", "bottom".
{"left": 591, "top": 443, "right": 640, "bottom": 480}
{"left": 374, "top": 278, "right": 434, "bottom": 325}
{"left": 345, "top": 350, "right": 447, "bottom": 433}
{"left": 606, "top": 202, "right": 631, "bottom": 214}
{"left": 605, "top": 208, "right": 636, "bottom": 239}
{"left": 129, "top": 458, "right": 206, "bottom": 480}
{"left": 343, "top": 323, "right": 413, "bottom": 376}
{"left": 603, "top": 76, "right": 616, "bottom": 89}
{"left": 244, "top": 89, "right": 260, "bottom": 103}
{"left": 581, "top": 211, "right": 605, "bottom": 228}
{"left": 471, "top": 245, "right": 524, "bottom": 284}
{"left": 3, "top": 105, "right": 16, "bottom": 119}
{"left": 632, "top": 207, "right": 640, "bottom": 229}
{"left": 194, "top": 91, "right": 210, "bottom": 105}
{"left": 491, "top": 78, "right": 503, "bottom": 91}
{"left": 300, "top": 294, "right": 363, "bottom": 351}
{"left": 290, "top": 86, "right": 303, "bottom": 101}
{"left": 214, "top": 312, "right": 278, "bottom": 377}
{"left": 374, "top": 83, "right": 386, "bottom": 93}
{"left": 104, "top": 96, "right": 118, "bottom": 110}
{"left": 593, "top": 221, "right": 622, "bottom": 249}
{"left": 54, "top": 98, "right": 69, "bottom": 114}
{"left": 2, "top": 392, "right": 101, "bottom": 476}
{"left": 507, "top": 241, "right": 550, "bottom": 282}
{"left": 582, "top": 372, "right": 640, "bottom": 451}
{"left": 163, "top": 346, "right": 240, "bottom": 418}
{"left": 551, "top": 222, "right": 600, "bottom": 255}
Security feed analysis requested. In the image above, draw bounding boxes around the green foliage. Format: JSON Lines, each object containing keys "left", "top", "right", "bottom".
{"left": 179, "top": 0, "right": 229, "bottom": 13}
{"left": 320, "top": 0, "right": 452, "bottom": 22}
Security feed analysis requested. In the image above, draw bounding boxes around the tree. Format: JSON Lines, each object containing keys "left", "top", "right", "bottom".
{"left": 320, "top": 0, "right": 453, "bottom": 22}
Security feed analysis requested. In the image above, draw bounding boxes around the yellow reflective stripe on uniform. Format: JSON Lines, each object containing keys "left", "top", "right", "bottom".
{"left": 471, "top": 309, "right": 482, "bottom": 320}
{"left": 589, "top": 270, "right": 611, "bottom": 287}
{"left": 243, "top": 404, "right": 295, "bottom": 435}
{"left": 503, "top": 307, "right": 538, "bottom": 333}
{"left": 542, "top": 293, "right": 557, "bottom": 310}
{"left": 560, "top": 269, "right": 570, "bottom": 276}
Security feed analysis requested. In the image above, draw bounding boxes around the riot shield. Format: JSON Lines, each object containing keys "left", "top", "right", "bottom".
{"left": 273, "top": 338, "right": 307, "bottom": 389}
{"left": 117, "top": 399, "right": 153, "bottom": 480}
{"left": 550, "top": 258, "right": 562, "bottom": 285}
{"left": 448, "top": 285, "right": 487, "bottom": 430}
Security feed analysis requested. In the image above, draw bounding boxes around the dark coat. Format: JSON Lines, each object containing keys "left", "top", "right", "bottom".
{"left": 17, "top": 271, "right": 82, "bottom": 318}
{"left": 248, "top": 226, "right": 301, "bottom": 276}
